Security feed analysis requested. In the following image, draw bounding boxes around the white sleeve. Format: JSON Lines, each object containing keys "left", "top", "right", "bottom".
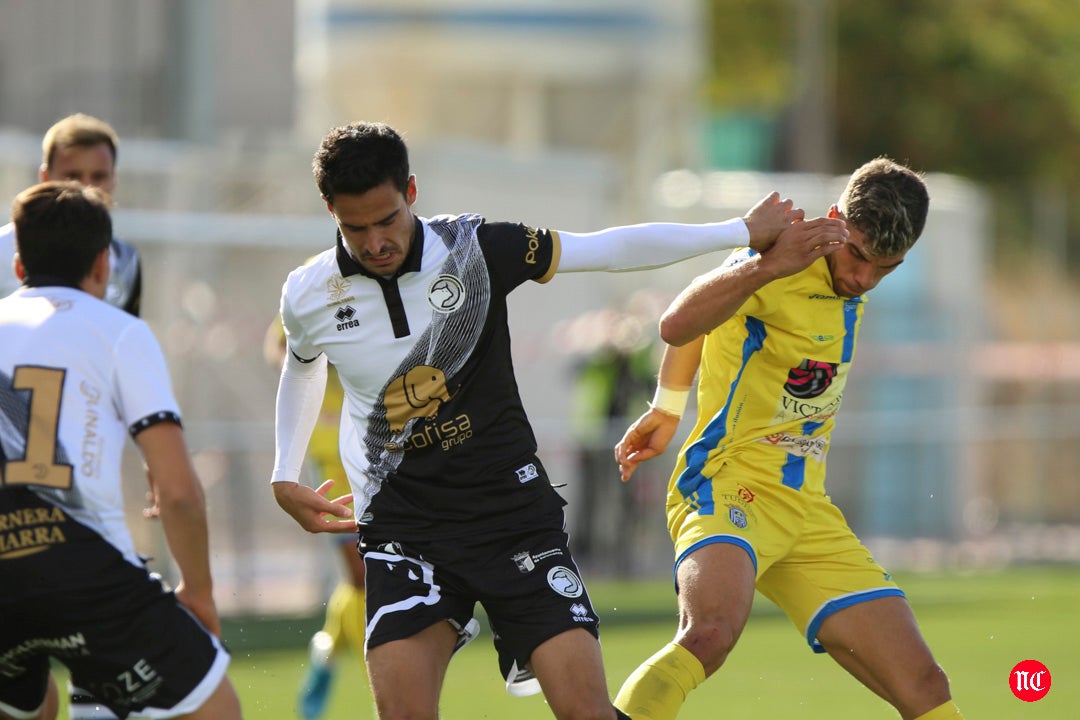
{"left": 270, "top": 350, "right": 328, "bottom": 484}
{"left": 114, "top": 321, "right": 181, "bottom": 427}
{"left": 555, "top": 218, "right": 749, "bottom": 273}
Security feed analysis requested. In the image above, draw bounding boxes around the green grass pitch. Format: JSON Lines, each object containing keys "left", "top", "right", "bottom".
{"left": 54, "top": 565, "right": 1077, "bottom": 718}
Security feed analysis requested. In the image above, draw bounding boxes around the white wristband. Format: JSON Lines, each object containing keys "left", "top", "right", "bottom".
{"left": 649, "top": 386, "right": 690, "bottom": 418}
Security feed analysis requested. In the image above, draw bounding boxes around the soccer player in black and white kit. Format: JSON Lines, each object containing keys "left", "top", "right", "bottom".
{"left": 0, "top": 114, "right": 145, "bottom": 720}
{"left": 0, "top": 183, "right": 242, "bottom": 720}
{"left": 270, "top": 121, "right": 812, "bottom": 720}
{"left": 0, "top": 113, "right": 142, "bottom": 318}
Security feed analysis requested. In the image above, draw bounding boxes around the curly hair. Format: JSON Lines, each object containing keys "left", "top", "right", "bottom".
{"left": 838, "top": 157, "right": 929, "bottom": 256}
{"left": 312, "top": 122, "right": 410, "bottom": 204}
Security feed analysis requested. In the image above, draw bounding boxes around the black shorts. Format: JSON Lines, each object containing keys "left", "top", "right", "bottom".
{"left": 360, "top": 521, "right": 600, "bottom": 694}
{"left": 0, "top": 489, "right": 230, "bottom": 719}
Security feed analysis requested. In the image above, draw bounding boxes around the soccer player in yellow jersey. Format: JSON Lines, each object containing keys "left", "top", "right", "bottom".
{"left": 264, "top": 317, "right": 365, "bottom": 720}
{"left": 613, "top": 158, "right": 965, "bottom": 720}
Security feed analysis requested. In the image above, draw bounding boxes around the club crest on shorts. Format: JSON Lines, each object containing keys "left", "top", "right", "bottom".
{"left": 427, "top": 274, "right": 465, "bottom": 313}
{"left": 728, "top": 506, "right": 749, "bottom": 529}
{"left": 547, "top": 566, "right": 583, "bottom": 598}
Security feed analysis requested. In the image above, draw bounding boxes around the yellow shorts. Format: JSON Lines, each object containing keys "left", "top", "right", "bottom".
{"left": 666, "top": 458, "right": 902, "bottom": 653}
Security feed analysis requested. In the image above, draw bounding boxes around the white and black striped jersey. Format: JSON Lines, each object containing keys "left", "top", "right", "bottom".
{"left": 0, "top": 222, "right": 143, "bottom": 316}
{"left": 0, "top": 286, "right": 179, "bottom": 566}
{"left": 280, "top": 214, "right": 567, "bottom": 541}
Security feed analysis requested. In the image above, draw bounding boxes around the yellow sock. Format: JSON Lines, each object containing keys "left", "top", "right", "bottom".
{"left": 322, "top": 583, "right": 366, "bottom": 659}
{"left": 614, "top": 642, "right": 706, "bottom": 720}
{"left": 338, "top": 585, "right": 366, "bottom": 660}
{"left": 913, "top": 700, "right": 964, "bottom": 720}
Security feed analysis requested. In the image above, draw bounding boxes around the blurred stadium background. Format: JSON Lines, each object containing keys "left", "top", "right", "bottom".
{"left": 2, "top": 0, "right": 1078, "bottom": 664}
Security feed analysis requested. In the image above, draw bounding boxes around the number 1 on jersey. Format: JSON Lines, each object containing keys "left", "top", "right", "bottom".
{"left": 0, "top": 366, "right": 74, "bottom": 490}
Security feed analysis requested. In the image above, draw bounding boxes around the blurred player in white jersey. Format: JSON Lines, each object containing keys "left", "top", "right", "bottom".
{"left": 0, "top": 182, "right": 242, "bottom": 720}
{"left": 263, "top": 316, "right": 365, "bottom": 720}
{"left": 0, "top": 113, "right": 141, "bottom": 317}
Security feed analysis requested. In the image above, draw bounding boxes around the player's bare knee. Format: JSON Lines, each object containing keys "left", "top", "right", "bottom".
{"left": 677, "top": 619, "right": 738, "bottom": 669}
{"left": 914, "top": 661, "right": 952, "bottom": 700}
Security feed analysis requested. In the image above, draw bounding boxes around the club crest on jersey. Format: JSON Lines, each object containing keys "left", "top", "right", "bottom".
{"left": 427, "top": 274, "right": 465, "bottom": 313}
{"left": 334, "top": 305, "right": 360, "bottom": 331}
{"left": 326, "top": 274, "right": 353, "bottom": 305}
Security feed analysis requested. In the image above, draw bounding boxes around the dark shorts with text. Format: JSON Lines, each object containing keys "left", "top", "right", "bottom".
{"left": 0, "top": 489, "right": 229, "bottom": 718}
{"left": 361, "top": 523, "right": 600, "bottom": 693}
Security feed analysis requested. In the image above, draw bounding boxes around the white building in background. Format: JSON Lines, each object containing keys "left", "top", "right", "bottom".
{"left": 0, "top": 0, "right": 713, "bottom": 612}
{"left": 293, "top": 0, "right": 706, "bottom": 218}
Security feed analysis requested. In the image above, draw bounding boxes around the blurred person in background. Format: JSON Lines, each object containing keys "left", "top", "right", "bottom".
{"left": 0, "top": 182, "right": 241, "bottom": 720}
{"left": 613, "top": 158, "right": 964, "bottom": 720}
{"left": 264, "top": 316, "right": 366, "bottom": 720}
{"left": 562, "top": 300, "right": 660, "bottom": 574}
{"left": 269, "top": 120, "right": 846, "bottom": 719}
{"left": 0, "top": 113, "right": 142, "bottom": 317}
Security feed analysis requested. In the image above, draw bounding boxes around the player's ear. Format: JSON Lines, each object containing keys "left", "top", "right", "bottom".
{"left": 38, "top": 164, "right": 50, "bottom": 182}
{"left": 89, "top": 247, "right": 111, "bottom": 287}
{"left": 405, "top": 175, "right": 417, "bottom": 206}
{"left": 828, "top": 204, "right": 841, "bottom": 219}
{"left": 13, "top": 252, "right": 25, "bottom": 281}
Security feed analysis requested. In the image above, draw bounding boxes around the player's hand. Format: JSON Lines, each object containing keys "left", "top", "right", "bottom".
{"left": 273, "top": 479, "right": 357, "bottom": 534}
{"left": 142, "top": 464, "right": 161, "bottom": 520}
{"left": 743, "top": 191, "right": 805, "bottom": 253}
{"left": 758, "top": 216, "right": 848, "bottom": 279}
{"left": 614, "top": 408, "right": 681, "bottom": 482}
{"left": 174, "top": 582, "right": 222, "bottom": 637}
{"left": 142, "top": 490, "right": 161, "bottom": 520}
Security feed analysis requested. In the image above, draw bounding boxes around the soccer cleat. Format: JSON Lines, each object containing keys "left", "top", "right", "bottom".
{"left": 298, "top": 631, "right": 336, "bottom": 720}
{"left": 68, "top": 682, "right": 118, "bottom": 720}
{"left": 452, "top": 617, "right": 480, "bottom": 654}
{"left": 505, "top": 661, "right": 542, "bottom": 697}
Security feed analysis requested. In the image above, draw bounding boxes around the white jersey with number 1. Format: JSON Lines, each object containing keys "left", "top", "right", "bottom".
{"left": 0, "top": 286, "right": 179, "bottom": 566}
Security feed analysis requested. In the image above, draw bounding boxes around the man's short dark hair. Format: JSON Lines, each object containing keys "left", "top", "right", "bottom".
{"left": 13, "top": 181, "right": 112, "bottom": 284}
{"left": 312, "top": 122, "right": 410, "bottom": 205}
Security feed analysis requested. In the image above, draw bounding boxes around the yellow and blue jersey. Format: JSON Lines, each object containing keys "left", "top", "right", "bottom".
{"left": 670, "top": 249, "right": 866, "bottom": 509}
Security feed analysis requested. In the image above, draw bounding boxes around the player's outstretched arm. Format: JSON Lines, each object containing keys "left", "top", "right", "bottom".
{"left": 135, "top": 421, "right": 221, "bottom": 636}
{"left": 553, "top": 191, "right": 805, "bottom": 274}
{"left": 660, "top": 216, "right": 848, "bottom": 346}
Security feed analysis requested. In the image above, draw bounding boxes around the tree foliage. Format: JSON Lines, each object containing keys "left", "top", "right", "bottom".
{"left": 832, "top": 0, "right": 1080, "bottom": 184}
{"left": 706, "top": 0, "right": 1080, "bottom": 257}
